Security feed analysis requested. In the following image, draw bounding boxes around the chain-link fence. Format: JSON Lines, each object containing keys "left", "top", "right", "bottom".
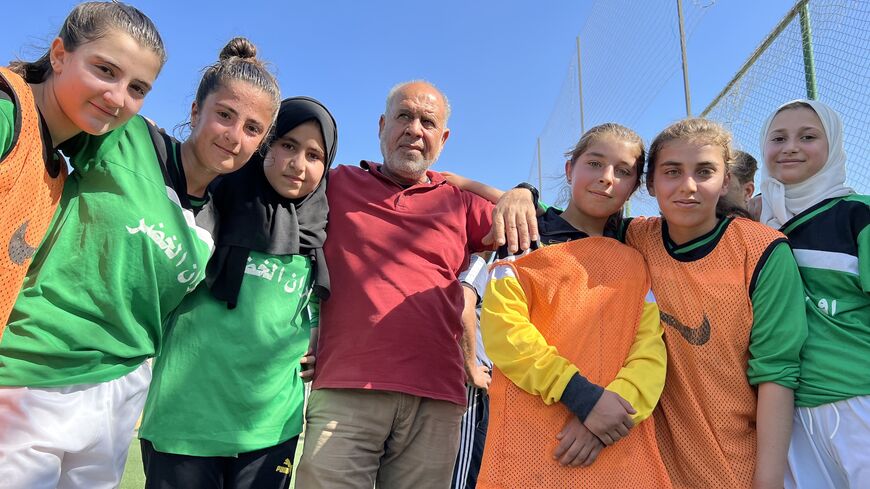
{"left": 532, "top": 0, "right": 869, "bottom": 216}
{"left": 703, "top": 0, "right": 870, "bottom": 197}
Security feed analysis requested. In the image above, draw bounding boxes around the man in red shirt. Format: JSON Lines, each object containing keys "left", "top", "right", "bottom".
{"left": 295, "top": 81, "right": 536, "bottom": 488}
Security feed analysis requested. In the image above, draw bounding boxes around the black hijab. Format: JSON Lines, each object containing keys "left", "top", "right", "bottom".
{"left": 206, "top": 97, "right": 337, "bottom": 308}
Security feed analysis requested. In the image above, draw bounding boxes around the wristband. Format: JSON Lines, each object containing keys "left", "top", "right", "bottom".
{"left": 561, "top": 372, "right": 605, "bottom": 421}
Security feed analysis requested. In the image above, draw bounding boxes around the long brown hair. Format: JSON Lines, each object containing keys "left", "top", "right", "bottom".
{"left": 9, "top": 2, "right": 165, "bottom": 83}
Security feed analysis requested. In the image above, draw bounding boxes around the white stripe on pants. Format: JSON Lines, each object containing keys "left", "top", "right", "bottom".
{"left": 0, "top": 362, "right": 151, "bottom": 489}
{"left": 786, "top": 395, "right": 870, "bottom": 489}
{"left": 452, "top": 385, "right": 479, "bottom": 489}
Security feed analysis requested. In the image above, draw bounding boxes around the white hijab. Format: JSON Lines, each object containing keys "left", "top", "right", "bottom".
{"left": 759, "top": 99, "right": 854, "bottom": 229}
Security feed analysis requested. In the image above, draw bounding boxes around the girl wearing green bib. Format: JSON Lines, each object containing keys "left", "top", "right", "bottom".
{"left": 139, "top": 97, "right": 336, "bottom": 489}
{"left": 0, "top": 38, "right": 279, "bottom": 489}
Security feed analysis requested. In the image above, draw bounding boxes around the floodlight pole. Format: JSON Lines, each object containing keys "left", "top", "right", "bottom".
{"left": 676, "top": 0, "right": 692, "bottom": 117}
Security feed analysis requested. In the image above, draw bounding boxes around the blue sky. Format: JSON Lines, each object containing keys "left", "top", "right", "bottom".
{"left": 3, "top": 0, "right": 796, "bottom": 192}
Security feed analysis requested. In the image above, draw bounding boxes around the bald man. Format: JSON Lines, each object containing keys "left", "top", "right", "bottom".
{"left": 296, "top": 81, "right": 537, "bottom": 488}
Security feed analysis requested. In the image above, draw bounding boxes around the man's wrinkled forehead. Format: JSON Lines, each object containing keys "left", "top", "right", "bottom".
{"left": 391, "top": 91, "right": 443, "bottom": 117}
{"left": 386, "top": 82, "right": 450, "bottom": 122}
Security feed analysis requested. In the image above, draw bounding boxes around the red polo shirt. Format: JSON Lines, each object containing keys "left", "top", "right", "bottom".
{"left": 313, "top": 162, "right": 494, "bottom": 405}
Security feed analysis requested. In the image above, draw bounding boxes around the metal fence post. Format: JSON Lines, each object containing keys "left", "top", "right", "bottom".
{"left": 537, "top": 137, "right": 543, "bottom": 202}
{"left": 799, "top": 2, "right": 819, "bottom": 99}
{"left": 576, "top": 36, "right": 586, "bottom": 134}
{"left": 677, "top": 0, "right": 692, "bottom": 117}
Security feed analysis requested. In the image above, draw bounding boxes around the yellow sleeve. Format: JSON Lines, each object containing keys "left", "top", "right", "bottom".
{"left": 605, "top": 293, "right": 667, "bottom": 423}
{"left": 480, "top": 264, "right": 579, "bottom": 405}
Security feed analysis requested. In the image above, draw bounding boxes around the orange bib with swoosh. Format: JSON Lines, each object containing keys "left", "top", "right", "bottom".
{"left": 626, "top": 216, "right": 785, "bottom": 489}
{"left": 478, "top": 237, "right": 672, "bottom": 489}
{"left": 0, "top": 67, "right": 67, "bottom": 337}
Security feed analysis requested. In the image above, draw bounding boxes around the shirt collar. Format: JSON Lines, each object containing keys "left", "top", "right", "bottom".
{"left": 661, "top": 216, "right": 733, "bottom": 262}
{"left": 360, "top": 161, "right": 444, "bottom": 188}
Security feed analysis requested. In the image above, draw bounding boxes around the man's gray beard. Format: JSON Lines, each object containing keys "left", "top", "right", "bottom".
{"left": 384, "top": 158, "right": 432, "bottom": 181}
{"left": 380, "top": 140, "right": 436, "bottom": 182}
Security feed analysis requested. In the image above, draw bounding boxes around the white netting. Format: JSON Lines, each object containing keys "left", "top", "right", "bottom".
{"left": 533, "top": 0, "right": 869, "bottom": 215}
{"left": 703, "top": 0, "right": 870, "bottom": 197}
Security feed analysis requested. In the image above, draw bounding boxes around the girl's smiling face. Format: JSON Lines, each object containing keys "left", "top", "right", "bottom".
{"left": 187, "top": 80, "right": 275, "bottom": 176}
{"left": 763, "top": 106, "right": 829, "bottom": 185}
{"left": 565, "top": 135, "right": 640, "bottom": 222}
{"left": 652, "top": 140, "right": 730, "bottom": 244}
{"left": 264, "top": 120, "right": 327, "bottom": 199}
{"left": 50, "top": 29, "right": 162, "bottom": 141}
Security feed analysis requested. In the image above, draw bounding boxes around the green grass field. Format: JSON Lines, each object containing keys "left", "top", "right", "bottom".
{"left": 119, "top": 438, "right": 145, "bottom": 489}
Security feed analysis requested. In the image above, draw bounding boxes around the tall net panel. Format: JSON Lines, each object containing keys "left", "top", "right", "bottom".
{"left": 534, "top": 0, "right": 869, "bottom": 215}
{"left": 534, "top": 0, "right": 711, "bottom": 209}
{"left": 703, "top": 0, "right": 870, "bottom": 195}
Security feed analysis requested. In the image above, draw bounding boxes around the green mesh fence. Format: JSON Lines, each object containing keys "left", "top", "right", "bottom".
{"left": 703, "top": 0, "right": 870, "bottom": 197}
{"left": 532, "top": 0, "right": 869, "bottom": 216}
{"left": 533, "top": 0, "right": 710, "bottom": 212}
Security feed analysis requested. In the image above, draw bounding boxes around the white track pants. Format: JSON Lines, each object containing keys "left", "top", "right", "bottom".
{"left": 0, "top": 362, "right": 151, "bottom": 489}
{"left": 786, "top": 395, "right": 870, "bottom": 489}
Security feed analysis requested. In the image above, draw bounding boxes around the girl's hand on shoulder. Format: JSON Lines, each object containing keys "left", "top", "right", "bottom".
{"left": 554, "top": 416, "right": 604, "bottom": 467}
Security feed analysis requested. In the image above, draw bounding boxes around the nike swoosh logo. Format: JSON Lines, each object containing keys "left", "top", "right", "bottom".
{"left": 9, "top": 221, "right": 37, "bottom": 266}
{"left": 660, "top": 311, "right": 711, "bottom": 346}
